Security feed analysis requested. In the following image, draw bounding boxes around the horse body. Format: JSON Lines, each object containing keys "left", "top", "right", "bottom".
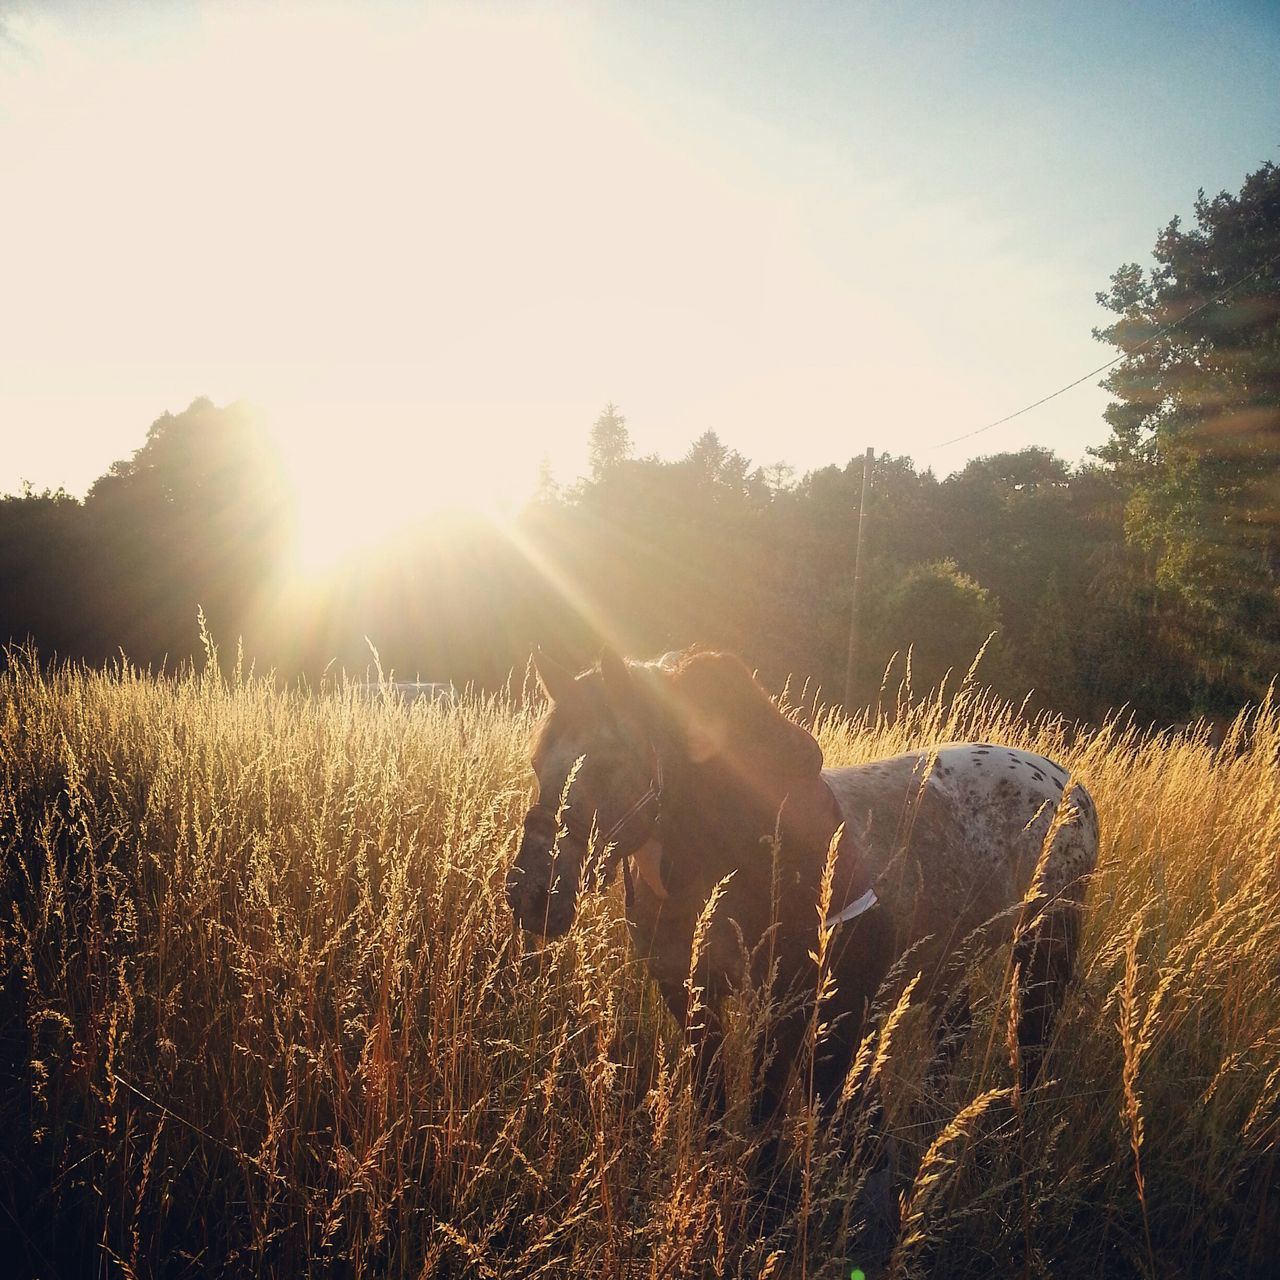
{"left": 507, "top": 650, "right": 1099, "bottom": 1114}
{"left": 822, "top": 743, "right": 1099, "bottom": 958}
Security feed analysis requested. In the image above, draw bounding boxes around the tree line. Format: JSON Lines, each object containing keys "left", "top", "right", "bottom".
{"left": 2, "top": 162, "right": 1276, "bottom": 725}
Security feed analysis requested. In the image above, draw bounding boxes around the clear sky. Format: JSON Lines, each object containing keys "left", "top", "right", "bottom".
{"left": 2, "top": 0, "right": 1277, "bottom": 530}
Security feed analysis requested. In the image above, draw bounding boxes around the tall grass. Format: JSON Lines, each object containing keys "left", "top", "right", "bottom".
{"left": 1, "top": 650, "right": 1277, "bottom": 1278}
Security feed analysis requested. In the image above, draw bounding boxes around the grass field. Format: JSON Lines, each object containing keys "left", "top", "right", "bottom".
{"left": 1, "top": 649, "right": 1277, "bottom": 1278}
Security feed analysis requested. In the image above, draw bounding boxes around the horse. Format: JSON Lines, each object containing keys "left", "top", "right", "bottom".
{"left": 506, "top": 647, "right": 1099, "bottom": 1125}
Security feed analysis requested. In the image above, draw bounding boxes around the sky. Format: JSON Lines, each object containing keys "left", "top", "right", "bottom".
{"left": 2, "top": 0, "right": 1278, "bottom": 533}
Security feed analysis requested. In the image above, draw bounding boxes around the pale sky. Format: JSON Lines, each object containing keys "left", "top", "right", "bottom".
{"left": 2, "top": 0, "right": 1278, "bottom": 536}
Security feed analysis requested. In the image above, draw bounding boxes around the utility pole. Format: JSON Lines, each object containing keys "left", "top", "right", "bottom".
{"left": 843, "top": 446, "right": 874, "bottom": 710}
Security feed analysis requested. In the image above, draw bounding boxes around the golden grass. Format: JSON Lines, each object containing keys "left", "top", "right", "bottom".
{"left": 1, "top": 648, "right": 1277, "bottom": 1278}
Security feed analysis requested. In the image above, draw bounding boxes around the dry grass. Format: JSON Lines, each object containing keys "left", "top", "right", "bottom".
{"left": 1, "top": 646, "right": 1277, "bottom": 1278}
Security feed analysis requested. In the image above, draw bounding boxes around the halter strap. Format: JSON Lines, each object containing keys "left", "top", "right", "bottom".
{"left": 598, "top": 745, "right": 664, "bottom": 853}
{"left": 528, "top": 742, "right": 664, "bottom": 907}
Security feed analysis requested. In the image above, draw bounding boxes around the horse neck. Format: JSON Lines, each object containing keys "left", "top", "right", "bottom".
{"left": 632, "top": 666, "right": 830, "bottom": 889}
{"left": 655, "top": 756, "right": 779, "bottom": 892}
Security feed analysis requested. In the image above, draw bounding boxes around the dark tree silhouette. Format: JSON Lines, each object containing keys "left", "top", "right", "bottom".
{"left": 81, "top": 398, "right": 289, "bottom": 665}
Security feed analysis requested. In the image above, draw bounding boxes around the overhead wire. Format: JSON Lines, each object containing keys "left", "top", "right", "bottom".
{"left": 923, "top": 246, "right": 1280, "bottom": 454}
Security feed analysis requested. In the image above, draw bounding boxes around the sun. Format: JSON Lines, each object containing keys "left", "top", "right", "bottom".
{"left": 273, "top": 411, "right": 538, "bottom": 575}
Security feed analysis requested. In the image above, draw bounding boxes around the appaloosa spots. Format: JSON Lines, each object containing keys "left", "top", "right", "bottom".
{"left": 820, "top": 741, "right": 1100, "bottom": 926}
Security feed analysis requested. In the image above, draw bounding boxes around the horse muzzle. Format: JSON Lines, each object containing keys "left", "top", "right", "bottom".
{"left": 506, "top": 811, "right": 579, "bottom": 938}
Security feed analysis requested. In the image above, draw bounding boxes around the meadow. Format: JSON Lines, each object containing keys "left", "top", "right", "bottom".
{"left": 1, "top": 647, "right": 1277, "bottom": 1278}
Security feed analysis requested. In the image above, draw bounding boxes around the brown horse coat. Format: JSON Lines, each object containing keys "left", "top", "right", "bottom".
{"left": 509, "top": 649, "right": 1098, "bottom": 1111}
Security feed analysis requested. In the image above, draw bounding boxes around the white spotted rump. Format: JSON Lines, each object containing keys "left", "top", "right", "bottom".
{"left": 823, "top": 742, "right": 1099, "bottom": 956}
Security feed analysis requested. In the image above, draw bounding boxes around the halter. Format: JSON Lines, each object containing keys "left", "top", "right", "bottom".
{"left": 524, "top": 743, "right": 665, "bottom": 916}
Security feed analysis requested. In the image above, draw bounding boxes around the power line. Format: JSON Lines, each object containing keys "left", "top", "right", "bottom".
{"left": 925, "top": 246, "right": 1280, "bottom": 454}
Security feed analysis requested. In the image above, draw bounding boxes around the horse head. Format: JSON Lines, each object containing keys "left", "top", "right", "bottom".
{"left": 506, "top": 646, "right": 828, "bottom": 938}
{"left": 505, "top": 648, "right": 664, "bottom": 937}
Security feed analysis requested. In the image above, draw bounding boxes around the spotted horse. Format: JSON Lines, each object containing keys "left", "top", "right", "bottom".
{"left": 506, "top": 646, "right": 1100, "bottom": 1124}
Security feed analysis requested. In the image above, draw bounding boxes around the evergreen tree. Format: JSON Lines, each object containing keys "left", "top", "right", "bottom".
{"left": 587, "top": 403, "right": 632, "bottom": 480}
{"left": 1093, "top": 162, "right": 1280, "bottom": 694}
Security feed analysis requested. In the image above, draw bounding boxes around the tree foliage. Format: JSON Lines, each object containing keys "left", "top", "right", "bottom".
{"left": 869, "top": 559, "right": 1004, "bottom": 697}
{"left": 1094, "top": 162, "right": 1280, "bottom": 693}
{"left": 586, "top": 402, "right": 632, "bottom": 480}
{"left": 1, "top": 400, "right": 287, "bottom": 667}
{"left": 2, "top": 394, "right": 1271, "bottom": 723}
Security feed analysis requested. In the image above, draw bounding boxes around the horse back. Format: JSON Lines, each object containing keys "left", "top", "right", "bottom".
{"left": 822, "top": 742, "right": 1099, "bottom": 946}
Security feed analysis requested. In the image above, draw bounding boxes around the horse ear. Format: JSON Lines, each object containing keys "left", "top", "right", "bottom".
{"left": 533, "top": 646, "right": 576, "bottom": 703}
{"left": 599, "top": 647, "right": 632, "bottom": 696}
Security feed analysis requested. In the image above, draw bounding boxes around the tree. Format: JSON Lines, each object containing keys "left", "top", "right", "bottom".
{"left": 586, "top": 403, "right": 632, "bottom": 480}
{"left": 84, "top": 398, "right": 287, "bottom": 663}
{"left": 1094, "top": 162, "right": 1280, "bottom": 693}
{"left": 685, "top": 429, "right": 728, "bottom": 478}
{"left": 0, "top": 487, "right": 93, "bottom": 660}
{"left": 868, "top": 559, "right": 1005, "bottom": 698}
{"left": 938, "top": 449, "right": 1078, "bottom": 676}
{"left": 533, "top": 455, "right": 559, "bottom": 505}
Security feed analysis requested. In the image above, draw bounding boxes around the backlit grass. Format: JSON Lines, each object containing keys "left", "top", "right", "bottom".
{"left": 1, "top": 648, "right": 1277, "bottom": 1277}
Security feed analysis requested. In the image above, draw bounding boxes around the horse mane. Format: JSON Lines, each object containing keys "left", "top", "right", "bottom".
{"left": 658, "top": 648, "right": 824, "bottom": 780}
{"left": 531, "top": 648, "right": 822, "bottom": 789}
{"left": 635, "top": 650, "right": 839, "bottom": 960}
